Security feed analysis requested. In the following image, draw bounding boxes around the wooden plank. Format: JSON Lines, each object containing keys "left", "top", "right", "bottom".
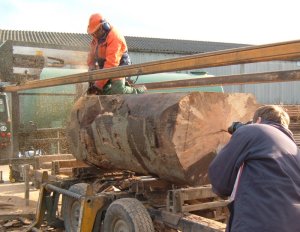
{"left": 179, "top": 214, "right": 226, "bottom": 232}
{"left": 13, "top": 73, "right": 39, "bottom": 82}
{"left": 53, "top": 168, "right": 73, "bottom": 176}
{"left": 53, "top": 159, "right": 88, "bottom": 169}
{"left": 282, "top": 105, "right": 300, "bottom": 119}
{"left": 0, "top": 214, "right": 35, "bottom": 220}
{"left": 181, "top": 200, "right": 229, "bottom": 213}
{"left": 290, "top": 123, "right": 300, "bottom": 130}
{"left": 34, "top": 154, "right": 74, "bottom": 169}
{"left": 174, "top": 186, "right": 217, "bottom": 201}
{"left": 3, "top": 40, "right": 300, "bottom": 92}
{"left": 13, "top": 54, "right": 45, "bottom": 68}
{"left": 51, "top": 160, "right": 89, "bottom": 175}
{"left": 144, "top": 69, "right": 300, "bottom": 90}
{"left": 158, "top": 210, "right": 226, "bottom": 232}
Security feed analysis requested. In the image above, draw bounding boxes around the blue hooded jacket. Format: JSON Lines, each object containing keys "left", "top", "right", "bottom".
{"left": 208, "top": 121, "right": 300, "bottom": 232}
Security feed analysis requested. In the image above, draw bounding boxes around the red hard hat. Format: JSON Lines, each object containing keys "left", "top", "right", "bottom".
{"left": 87, "top": 13, "right": 103, "bottom": 34}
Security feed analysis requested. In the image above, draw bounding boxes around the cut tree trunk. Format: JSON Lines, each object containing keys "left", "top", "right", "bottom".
{"left": 67, "top": 92, "right": 259, "bottom": 186}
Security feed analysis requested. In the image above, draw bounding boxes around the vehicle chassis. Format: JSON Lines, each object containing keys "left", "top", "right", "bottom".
{"left": 27, "top": 169, "right": 228, "bottom": 232}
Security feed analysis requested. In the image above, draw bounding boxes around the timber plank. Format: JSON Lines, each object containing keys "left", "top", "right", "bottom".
{"left": 3, "top": 40, "right": 300, "bottom": 92}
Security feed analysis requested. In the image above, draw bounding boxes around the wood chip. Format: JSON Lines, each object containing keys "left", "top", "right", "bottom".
{"left": 3, "top": 219, "right": 21, "bottom": 228}
{"left": 18, "top": 216, "right": 32, "bottom": 225}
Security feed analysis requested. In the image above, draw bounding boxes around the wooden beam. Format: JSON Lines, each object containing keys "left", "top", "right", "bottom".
{"left": 143, "top": 69, "right": 300, "bottom": 90}
{"left": 158, "top": 210, "right": 226, "bottom": 232}
{"left": 13, "top": 73, "right": 39, "bottom": 82}
{"left": 13, "top": 54, "right": 45, "bottom": 68}
{"left": 181, "top": 200, "right": 229, "bottom": 213}
{"left": 3, "top": 39, "right": 300, "bottom": 92}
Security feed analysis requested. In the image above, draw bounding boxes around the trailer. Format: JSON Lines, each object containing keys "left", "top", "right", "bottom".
{"left": 28, "top": 172, "right": 228, "bottom": 232}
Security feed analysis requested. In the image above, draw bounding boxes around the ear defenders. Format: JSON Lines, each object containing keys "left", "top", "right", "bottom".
{"left": 100, "top": 19, "right": 111, "bottom": 32}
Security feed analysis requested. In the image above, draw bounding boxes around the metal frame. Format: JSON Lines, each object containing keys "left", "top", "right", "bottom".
{"left": 26, "top": 182, "right": 111, "bottom": 232}
{"left": 167, "top": 185, "right": 229, "bottom": 213}
{"left": 27, "top": 179, "right": 228, "bottom": 232}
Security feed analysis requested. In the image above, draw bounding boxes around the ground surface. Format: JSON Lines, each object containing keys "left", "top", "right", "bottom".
{"left": 0, "top": 165, "right": 39, "bottom": 215}
{"left": 0, "top": 165, "right": 62, "bottom": 231}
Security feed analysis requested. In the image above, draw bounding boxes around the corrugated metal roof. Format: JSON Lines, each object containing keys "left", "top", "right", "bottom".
{"left": 0, "top": 29, "right": 90, "bottom": 50}
{"left": 0, "top": 29, "right": 249, "bottom": 54}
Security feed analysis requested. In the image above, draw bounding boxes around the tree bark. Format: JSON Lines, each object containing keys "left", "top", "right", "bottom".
{"left": 67, "top": 92, "right": 259, "bottom": 186}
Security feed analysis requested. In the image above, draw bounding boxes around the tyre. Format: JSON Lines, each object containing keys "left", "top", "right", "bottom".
{"left": 103, "top": 198, "right": 154, "bottom": 232}
{"left": 62, "top": 183, "right": 88, "bottom": 232}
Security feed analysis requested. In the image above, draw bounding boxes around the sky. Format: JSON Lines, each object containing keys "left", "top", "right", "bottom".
{"left": 0, "top": 0, "right": 299, "bottom": 45}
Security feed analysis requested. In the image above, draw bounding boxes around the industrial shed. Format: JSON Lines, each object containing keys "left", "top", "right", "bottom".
{"left": 0, "top": 29, "right": 299, "bottom": 104}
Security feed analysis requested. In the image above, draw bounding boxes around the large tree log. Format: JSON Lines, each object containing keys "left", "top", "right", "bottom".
{"left": 67, "top": 92, "right": 259, "bottom": 186}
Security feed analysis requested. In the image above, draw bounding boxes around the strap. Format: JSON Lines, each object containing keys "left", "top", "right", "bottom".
{"left": 229, "top": 163, "right": 244, "bottom": 202}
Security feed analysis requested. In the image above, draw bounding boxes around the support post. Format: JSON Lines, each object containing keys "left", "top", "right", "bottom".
{"left": 0, "top": 171, "right": 4, "bottom": 183}
{"left": 23, "top": 164, "right": 30, "bottom": 206}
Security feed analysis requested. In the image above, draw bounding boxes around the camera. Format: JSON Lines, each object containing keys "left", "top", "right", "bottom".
{"left": 228, "top": 121, "right": 252, "bottom": 134}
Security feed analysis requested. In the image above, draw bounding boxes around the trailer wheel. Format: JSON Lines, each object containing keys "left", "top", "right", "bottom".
{"left": 103, "top": 198, "right": 154, "bottom": 232}
{"left": 63, "top": 183, "right": 88, "bottom": 232}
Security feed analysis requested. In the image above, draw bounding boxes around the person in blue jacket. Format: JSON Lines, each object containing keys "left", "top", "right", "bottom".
{"left": 208, "top": 105, "right": 300, "bottom": 232}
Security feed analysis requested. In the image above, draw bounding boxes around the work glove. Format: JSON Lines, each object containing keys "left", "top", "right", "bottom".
{"left": 87, "top": 82, "right": 102, "bottom": 95}
{"left": 135, "top": 85, "right": 147, "bottom": 94}
{"left": 227, "top": 121, "right": 252, "bottom": 134}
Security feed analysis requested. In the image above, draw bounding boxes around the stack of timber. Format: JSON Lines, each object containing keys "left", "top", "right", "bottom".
{"left": 67, "top": 92, "right": 259, "bottom": 186}
{"left": 290, "top": 123, "right": 300, "bottom": 147}
{"left": 31, "top": 154, "right": 88, "bottom": 185}
{"left": 284, "top": 105, "right": 300, "bottom": 121}
{"left": 284, "top": 105, "right": 300, "bottom": 147}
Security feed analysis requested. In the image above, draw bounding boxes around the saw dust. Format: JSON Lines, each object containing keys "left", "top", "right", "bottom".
{"left": 0, "top": 165, "right": 39, "bottom": 215}
{"left": 0, "top": 165, "right": 38, "bottom": 231}
{"left": 0, "top": 165, "right": 66, "bottom": 231}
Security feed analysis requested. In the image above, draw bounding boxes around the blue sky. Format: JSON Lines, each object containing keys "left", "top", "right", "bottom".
{"left": 0, "top": 0, "right": 299, "bottom": 45}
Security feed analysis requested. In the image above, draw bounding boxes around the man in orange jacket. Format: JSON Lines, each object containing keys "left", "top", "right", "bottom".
{"left": 87, "top": 13, "right": 145, "bottom": 95}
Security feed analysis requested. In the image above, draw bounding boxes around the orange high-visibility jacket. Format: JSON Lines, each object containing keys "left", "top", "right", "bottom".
{"left": 87, "top": 26, "right": 127, "bottom": 89}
